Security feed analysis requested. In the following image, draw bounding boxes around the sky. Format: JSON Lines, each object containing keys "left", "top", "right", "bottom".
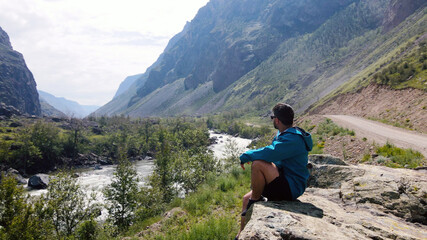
{"left": 0, "top": 0, "right": 209, "bottom": 106}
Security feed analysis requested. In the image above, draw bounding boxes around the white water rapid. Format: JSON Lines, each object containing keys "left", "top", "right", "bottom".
{"left": 27, "top": 132, "right": 252, "bottom": 198}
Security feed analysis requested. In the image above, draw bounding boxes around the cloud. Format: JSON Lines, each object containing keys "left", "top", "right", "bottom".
{"left": 0, "top": 0, "right": 209, "bottom": 106}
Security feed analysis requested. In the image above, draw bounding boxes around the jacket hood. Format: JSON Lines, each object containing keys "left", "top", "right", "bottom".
{"left": 282, "top": 127, "right": 313, "bottom": 151}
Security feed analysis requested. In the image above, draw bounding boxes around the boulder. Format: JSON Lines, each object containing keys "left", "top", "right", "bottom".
{"left": 97, "top": 157, "right": 111, "bottom": 165}
{"left": 9, "top": 122, "right": 22, "bottom": 128}
{"left": 5, "top": 168, "right": 27, "bottom": 185}
{"left": 308, "top": 154, "right": 348, "bottom": 165}
{"left": 92, "top": 126, "right": 102, "bottom": 135}
{"left": 93, "top": 165, "right": 102, "bottom": 170}
{"left": 2, "top": 135, "right": 12, "bottom": 141}
{"left": 28, "top": 174, "right": 50, "bottom": 189}
{"left": 239, "top": 154, "right": 427, "bottom": 239}
{"left": 51, "top": 117, "right": 63, "bottom": 122}
{"left": 0, "top": 103, "right": 21, "bottom": 118}
{"left": 240, "top": 192, "right": 427, "bottom": 240}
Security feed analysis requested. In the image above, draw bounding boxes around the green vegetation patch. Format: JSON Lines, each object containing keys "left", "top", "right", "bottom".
{"left": 373, "top": 38, "right": 427, "bottom": 90}
{"left": 375, "top": 142, "right": 425, "bottom": 168}
{"left": 301, "top": 118, "right": 355, "bottom": 155}
{"left": 206, "top": 113, "right": 273, "bottom": 139}
{"left": 316, "top": 118, "right": 355, "bottom": 137}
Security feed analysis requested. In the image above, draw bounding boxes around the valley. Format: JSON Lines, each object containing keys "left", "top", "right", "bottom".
{"left": 0, "top": 0, "right": 426, "bottom": 239}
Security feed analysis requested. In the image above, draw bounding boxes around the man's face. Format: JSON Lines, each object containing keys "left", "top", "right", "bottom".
{"left": 272, "top": 116, "right": 278, "bottom": 129}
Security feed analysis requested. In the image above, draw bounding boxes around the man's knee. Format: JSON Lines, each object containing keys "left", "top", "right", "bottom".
{"left": 252, "top": 160, "right": 279, "bottom": 182}
{"left": 252, "top": 160, "right": 274, "bottom": 171}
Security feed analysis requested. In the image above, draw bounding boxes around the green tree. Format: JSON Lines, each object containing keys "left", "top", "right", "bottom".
{"left": 9, "top": 127, "right": 41, "bottom": 174}
{"left": 44, "top": 171, "right": 101, "bottom": 238}
{"left": 135, "top": 184, "right": 165, "bottom": 222}
{"left": 152, "top": 128, "right": 176, "bottom": 203}
{"left": 173, "top": 149, "right": 219, "bottom": 194}
{"left": 30, "top": 121, "right": 61, "bottom": 171}
{"left": 63, "top": 118, "right": 88, "bottom": 161}
{"left": 0, "top": 174, "right": 26, "bottom": 233}
{"left": 0, "top": 174, "right": 50, "bottom": 240}
{"left": 103, "top": 156, "right": 139, "bottom": 231}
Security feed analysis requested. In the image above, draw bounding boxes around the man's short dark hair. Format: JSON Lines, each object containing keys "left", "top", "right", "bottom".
{"left": 273, "top": 103, "right": 294, "bottom": 126}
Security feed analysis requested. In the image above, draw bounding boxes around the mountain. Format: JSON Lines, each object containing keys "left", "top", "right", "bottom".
{"left": 307, "top": 25, "right": 427, "bottom": 133}
{"left": 94, "top": 22, "right": 191, "bottom": 116}
{"left": 0, "top": 26, "right": 41, "bottom": 116}
{"left": 39, "top": 97, "right": 67, "bottom": 118}
{"left": 38, "top": 90, "right": 99, "bottom": 118}
{"left": 94, "top": 0, "right": 426, "bottom": 118}
{"left": 113, "top": 73, "right": 144, "bottom": 99}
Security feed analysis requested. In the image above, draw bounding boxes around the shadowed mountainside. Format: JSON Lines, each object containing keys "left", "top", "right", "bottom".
{"left": 0, "top": 26, "right": 41, "bottom": 116}
{"left": 94, "top": 0, "right": 426, "bottom": 118}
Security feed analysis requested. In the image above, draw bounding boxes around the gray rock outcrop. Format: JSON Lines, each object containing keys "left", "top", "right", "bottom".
{"left": 239, "top": 155, "right": 427, "bottom": 239}
{"left": 28, "top": 174, "right": 50, "bottom": 189}
{"left": 6, "top": 168, "right": 27, "bottom": 185}
{"left": 0, "top": 26, "right": 41, "bottom": 116}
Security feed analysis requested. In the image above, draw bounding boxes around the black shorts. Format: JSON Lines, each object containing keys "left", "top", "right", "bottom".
{"left": 262, "top": 172, "right": 293, "bottom": 201}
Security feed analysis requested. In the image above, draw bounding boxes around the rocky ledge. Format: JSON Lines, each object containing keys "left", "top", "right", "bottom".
{"left": 239, "top": 154, "right": 427, "bottom": 240}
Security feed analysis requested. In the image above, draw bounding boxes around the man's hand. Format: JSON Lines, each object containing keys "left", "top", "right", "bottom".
{"left": 240, "top": 162, "right": 250, "bottom": 170}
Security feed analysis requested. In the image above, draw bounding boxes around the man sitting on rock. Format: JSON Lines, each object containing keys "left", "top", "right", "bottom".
{"left": 236, "top": 103, "right": 313, "bottom": 238}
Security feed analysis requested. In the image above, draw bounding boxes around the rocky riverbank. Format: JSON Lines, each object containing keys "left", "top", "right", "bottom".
{"left": 239, "top": 155, "right": 427, "bottom": 239}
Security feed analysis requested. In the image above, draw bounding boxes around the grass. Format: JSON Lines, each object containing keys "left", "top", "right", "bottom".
{"left": 300, "top": 118, "right": 355, "bottom": 155}
{"left": 376, "top": 142, "right": 425, "bottom": 168}
{"left": 367, "top": 116, "right": 415, "bottom": 131}
{"left": 316, "top": 118, "right": 355, "bottom": 136}
{"left": 115, "top": 166, "right": 252, "bottom": 240}
{"left": 361, "top": 142, "right": 426, "bottom": 168}
{"left": 160, "top": 217, "right": 235, "bottom": 240}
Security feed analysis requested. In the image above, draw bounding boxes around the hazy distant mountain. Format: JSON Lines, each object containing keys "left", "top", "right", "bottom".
{"left": 39, "top": 97, "right": 67, "bottom": 118}
{"left": 95, "top": 0, "right": 426, "bottom": 117}
{"left": 0, "top": 26, "right": 41, "bottom": 116}
{"left": 38, "top": 90, "right": 99, "bottom": 118}
{"left": 113, "top": 73, "right": 144, "bottom": 99}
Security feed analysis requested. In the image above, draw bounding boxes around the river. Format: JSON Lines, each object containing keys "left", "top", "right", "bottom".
{"left": 27, "top": 132, "right": 252, "bottom": 198}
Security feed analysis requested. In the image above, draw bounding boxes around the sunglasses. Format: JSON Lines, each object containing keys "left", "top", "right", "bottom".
{"left": 270, "top": 115, "right": 277, "bottom": 119}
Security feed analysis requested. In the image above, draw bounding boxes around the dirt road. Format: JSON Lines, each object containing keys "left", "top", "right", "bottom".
{"left": 324, "top": 115, "right": 427, "bottom": 157}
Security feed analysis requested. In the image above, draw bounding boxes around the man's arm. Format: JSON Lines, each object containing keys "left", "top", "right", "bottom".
{"left": 239, "top": 136, "right": 300, "bottom": 164}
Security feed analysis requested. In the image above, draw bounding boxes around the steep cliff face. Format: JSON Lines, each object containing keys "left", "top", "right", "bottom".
{"left": 0, "top": 27, "right": 41, "bottom": 116}
{"left": 135, "top": 0, "right": 355, "bottom": 97}
{"left": 97, "top": 0, "right": 426, "bottom": 117}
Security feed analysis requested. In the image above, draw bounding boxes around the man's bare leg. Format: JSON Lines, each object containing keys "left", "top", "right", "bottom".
{"left": 237, "top": 160, "right": 279, "bottom": 238}
{"left": 250, "top": 160, "right": 279, "bottom": 200}
{"left": 239, "top": 191, "right": 252, "bottom": 234}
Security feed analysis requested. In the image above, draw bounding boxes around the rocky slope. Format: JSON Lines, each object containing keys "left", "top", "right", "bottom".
{"left": 0, "top": 26, "right": 41, "bottom": 116}
{"left": 239, "top": 155, "right": 427, "bottom": 239}
{"left": 311, "top": 84, "right": 427, "bottom": 134}
{"left": 95, "top": 0, "right": 426, "bottom": 118}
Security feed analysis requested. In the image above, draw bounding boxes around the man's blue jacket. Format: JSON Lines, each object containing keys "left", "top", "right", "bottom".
{"left": 239, "top": 127, "right": 313, "bottom": 200}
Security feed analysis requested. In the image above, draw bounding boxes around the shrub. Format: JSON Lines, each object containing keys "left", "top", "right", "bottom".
{"left": 316, "top": 118, "right": 355, "bottom": 136}
{"left": 0, "top": 174, "right": 52, "bottom": 239}
{"left": 30, "top": 121, "right": 62, "bottom": 171}
{"left": 75, "top": 218, "right": 99, "bottom": 240}
{"left": 376, "top": 142, "right": 424, "bottom": 168}
{"left": 103, "top": 158, "right": 139, "bottom": 231}
{"left": 44, "top": 171, "right": 101, "bottom": 238}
